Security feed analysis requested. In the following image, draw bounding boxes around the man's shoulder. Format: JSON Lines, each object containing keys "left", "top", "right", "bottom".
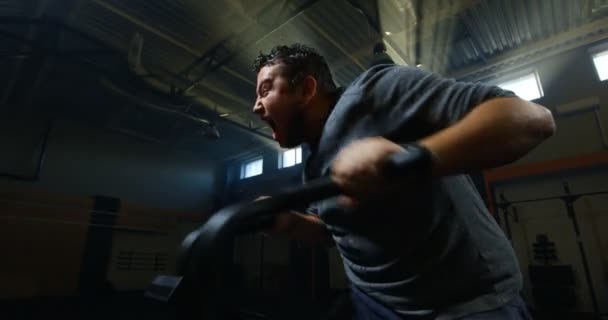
{"left": 327, "top": 65, "right": 422, "bottom": 135}
{"left": 334, "top": 64, "right": 429, "bottom": 113}
{"left": 347, "top": 64, "right": 423, "bottom": 89}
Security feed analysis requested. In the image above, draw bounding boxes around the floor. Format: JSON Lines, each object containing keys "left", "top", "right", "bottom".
{"left": 3, "top": 291, "right": 606, "bottom": 320}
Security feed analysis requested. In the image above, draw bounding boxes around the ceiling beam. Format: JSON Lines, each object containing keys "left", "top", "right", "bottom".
{"left": 91, "top": 0, "right": 252, "bottom": 88}
{"left": 197, "top": 80, "right": 251, "bottom": 108}
{"left": 328, "top": 42, "right": 377, "bottom": 79}
{"left": 379, "top": 0, "right": 480, "bottom": 66}
{"left": 176, "top": 0, "right": 322, "bottom": 90}
{"left": 407, "top": 0, "right": 480, "bottom": 35}
{"left": 345, "top": 0, "right": 381, "bottom": 34}
{"left": 92, "top": 0, "right": 198, "bottom": 55}
{"left": 301, "top": 14, "right": 366, "bottom": 71}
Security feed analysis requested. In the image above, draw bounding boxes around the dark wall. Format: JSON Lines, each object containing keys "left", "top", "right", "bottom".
{"left": 0, "top": 112, "right": 225, "bottom": 301}
{"left": 477, "top": 41, "right": 608, "bottom": 313}
{"left": 0, "top": 116, "right": 220, "bottom": 213}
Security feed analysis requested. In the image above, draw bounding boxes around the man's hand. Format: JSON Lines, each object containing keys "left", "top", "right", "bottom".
{"left": 254, "top": 196, "right": 293, "bottom": 235}
{"left": 331, "top": 137, "right": 406, "bottom": 208}
{"left": 254, "top": 196, "right": 333, "bottom": 246}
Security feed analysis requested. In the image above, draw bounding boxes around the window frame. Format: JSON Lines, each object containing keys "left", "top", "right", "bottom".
{"left": 590, "top": 42, "right": 608, "bottom": 81}
{"left": 240, "top": 156, "right": 264, "bottom": 179}
{"left": 494, "top": 69, "right": 544, "bottom": 101}
{"left": 278, "top": 146, "right": 303, "bottom": 169}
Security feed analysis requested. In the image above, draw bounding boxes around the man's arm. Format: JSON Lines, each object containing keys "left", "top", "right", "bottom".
{"left": 331, "top": 96, "right": 555, "bottom": 206}
{"left": 265, "top": 210, "right": 334, "bottom": 247}
{"left": 419, "top": 96, "right": 555, "bottom": 176}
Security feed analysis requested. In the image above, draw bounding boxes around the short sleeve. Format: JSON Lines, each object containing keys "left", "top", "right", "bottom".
{"left": 352, "top": 65, "right": 517, "bottom": 139}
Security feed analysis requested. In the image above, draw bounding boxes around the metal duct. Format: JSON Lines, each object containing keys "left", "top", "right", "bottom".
{"left": 100, "top": 77, "right": 220, "bottom": 139}
{"left": 127, "top": 31, "right": 274, "bottom": 143}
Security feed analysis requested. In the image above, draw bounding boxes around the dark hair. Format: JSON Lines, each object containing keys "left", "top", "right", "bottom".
{"left": 253, "top": 43, "right": 337, "bottom": 95}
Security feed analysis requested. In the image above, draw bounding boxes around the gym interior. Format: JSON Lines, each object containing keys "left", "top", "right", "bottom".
{"left": 1, "top": 0, "right": 608, "bottom": 319}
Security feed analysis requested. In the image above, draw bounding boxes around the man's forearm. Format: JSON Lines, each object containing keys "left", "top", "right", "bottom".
{"left": 420, "top": 97, "right": 555, "bottom": 176}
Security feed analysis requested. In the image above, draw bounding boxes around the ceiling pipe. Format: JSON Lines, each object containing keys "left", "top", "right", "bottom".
{"left": 127, "top": 32, "right": 274, "bottom": 143}
{"left": 91, "top": 0, "right": 255, "bottom": 88}
{"left": 0, "top": 16, "right": 269, "bottom": 144}
{"left": 92, "top": 0, "right": 198, "bottom": 56}
{"left": 176, "top": 0, "right": 322, "bottom": 88}
{"left": 89, "top": 0, "right": 358, "bottom": 137}
{"left": 100, "top": 77, "right": 220, "bottom": 139}
{"left": 0, "top": 17, "right": 245, "bottom": 109}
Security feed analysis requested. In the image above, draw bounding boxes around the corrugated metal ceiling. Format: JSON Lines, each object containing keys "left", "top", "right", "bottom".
{"left": 1, "top": 0, "right": 608, "bottom": 158}
{"left": 379, "top": 0, "right": 608, "bottom": 76}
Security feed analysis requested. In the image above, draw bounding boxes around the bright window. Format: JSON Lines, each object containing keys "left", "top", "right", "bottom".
{"left": 240, "top": 157, "right": 263, "bottom": 179}
{"left": 497, "top": 72, "right": 543, "bottom": 101}
{"left": 279, "top": 146, "right": 302, "bottom": 168}
{"left": 592, "top": 50, "right": 608, "bottom": 81}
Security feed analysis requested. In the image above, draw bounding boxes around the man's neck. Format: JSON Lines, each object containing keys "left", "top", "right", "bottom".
{"left": 304, "top": 91, "right": 340, "bottom": 150}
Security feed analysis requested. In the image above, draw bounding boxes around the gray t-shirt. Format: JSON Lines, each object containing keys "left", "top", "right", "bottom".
{"left": 303, "top": 65, "right": 522, "bottom": 319}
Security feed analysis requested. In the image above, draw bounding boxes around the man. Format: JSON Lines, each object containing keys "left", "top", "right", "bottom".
{"left": 252, "top": 44, "right": 555, "bottom": 319}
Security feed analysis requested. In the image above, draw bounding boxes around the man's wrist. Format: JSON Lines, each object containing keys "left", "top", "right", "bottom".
{"left": 398, "top": 142, "right": 440, "bottom": 177}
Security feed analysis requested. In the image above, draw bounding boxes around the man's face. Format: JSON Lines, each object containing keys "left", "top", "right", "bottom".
{"left": 253, "top": 63, "right": 305, "bottom": 148}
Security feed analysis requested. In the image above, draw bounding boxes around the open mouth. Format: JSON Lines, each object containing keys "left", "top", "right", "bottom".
{"left": 262, "top": 116, "right": 277, "bottom": 139}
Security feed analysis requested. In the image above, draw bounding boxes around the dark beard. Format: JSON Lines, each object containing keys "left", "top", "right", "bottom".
{"left": 282, "top": 105, "right": 305, "bottom": 148}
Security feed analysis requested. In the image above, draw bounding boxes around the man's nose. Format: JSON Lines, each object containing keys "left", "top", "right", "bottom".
{"left": 252, "top": 100, "right": 263, "bottom": 114}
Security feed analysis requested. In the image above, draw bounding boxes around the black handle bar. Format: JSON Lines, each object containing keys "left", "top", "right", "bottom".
{"left": 177, "top": 145, "right": 432, "bottom": 282}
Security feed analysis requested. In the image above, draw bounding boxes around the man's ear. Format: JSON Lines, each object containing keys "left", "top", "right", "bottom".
{"left": 301, "top": 75, "right": 318, "bottom": 104}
